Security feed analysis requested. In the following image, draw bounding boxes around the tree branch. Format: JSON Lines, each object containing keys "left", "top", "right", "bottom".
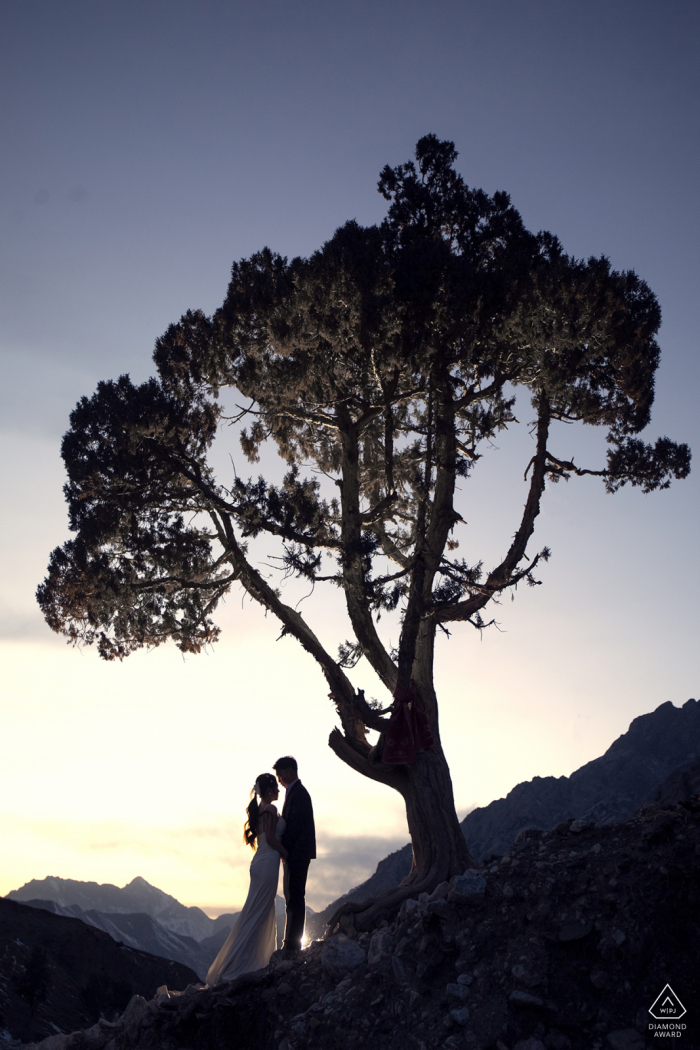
{"left": 337, "top": 409, "right": 399, "bottom": 692}
{"left": 207, "top": 509, "right": 369, "bottom": 746}
{"left": 433, "top": 394, "right": 551, "bottom": 624}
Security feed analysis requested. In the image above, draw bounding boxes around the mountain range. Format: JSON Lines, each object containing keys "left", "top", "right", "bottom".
{"left": 5, "top": 877, "right": 290, "bottom": 980}
{"left": 308, "top": 697, "right": 700, "bottom": 934}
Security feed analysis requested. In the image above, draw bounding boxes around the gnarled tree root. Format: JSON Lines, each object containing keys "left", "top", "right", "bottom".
{"left": 324, "top": 862, "right": 478, "bottom": 935}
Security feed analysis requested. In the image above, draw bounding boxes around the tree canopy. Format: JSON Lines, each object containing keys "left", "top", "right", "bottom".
{"left": 38, "top": 136, "right": 690, "bottom": 916}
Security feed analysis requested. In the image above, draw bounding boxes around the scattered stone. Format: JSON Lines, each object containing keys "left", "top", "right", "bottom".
{"left": 426, "top": 898, "right": 454, "bottom": 919}
{"left": 428, "top": 880, "right": 450, "bottom": 902}
{"left": 605, "top": 1030, "right": 644, "bottom": 1050}
{"left": 391, "top": 955, "right": 408, "bottom": 985}
{"left": 545, "top": 1030, "right": 572, "bottom": 1049}
{"left": 398, "top": 897, "right": 420, "bottom": 921}
{"left": 320, "top": 934, "right": 366, "bottom": 978}
{"left": 447, "top": 872, "right": 486, "bottom": 905}
{"left": 557, "top": 921, "right": 592, "bottom": 942}
{"left": 450, "top": 1007, "right": 470, "bottom": 1026}
{"left": 509, "top": 990, "right": 545, "bottom": 1008}
{"left": 367, "top": 928, "right": 393, "bottom": 969}
{"left": 446, "top": 982, "right": 470, "bottom": 1002}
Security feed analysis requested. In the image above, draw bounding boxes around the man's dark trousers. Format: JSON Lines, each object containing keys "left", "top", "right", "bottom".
{"left": 280, "top": 780, "right": 316, "bottom": 952}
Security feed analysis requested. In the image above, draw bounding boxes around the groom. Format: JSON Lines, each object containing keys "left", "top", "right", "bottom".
{"left": 274, "top": 755, "right": 315, "bottom": 953}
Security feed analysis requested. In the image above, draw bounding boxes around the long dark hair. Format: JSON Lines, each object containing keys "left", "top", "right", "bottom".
{"left": 243, "top": 773, "right": 277, "bottom": 850}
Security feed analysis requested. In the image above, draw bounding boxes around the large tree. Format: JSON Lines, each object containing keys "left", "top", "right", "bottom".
{"left": 39, "top": 136, "right": 690, "bottom": 925}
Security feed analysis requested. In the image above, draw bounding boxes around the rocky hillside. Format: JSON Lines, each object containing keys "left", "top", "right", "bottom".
{"left": 462, "top": 698, "right": 700, "bottom": 859}
{"left": 309, "top": 698, "right": 700, "bottom": 936}
{"left": 0, "top": 899, "right": 198, "bottom": 1046}
{"left": 19, "top": 796, "right": 700, "bottom": 1050}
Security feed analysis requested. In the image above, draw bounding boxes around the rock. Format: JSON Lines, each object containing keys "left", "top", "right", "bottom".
{"left": 558, "top": 921, "right": 592, "bottom": 942}
{"left": 509, "top": 990, "right": 545, "bottom": 1007}
{"left": 545, "top": 1031, "right": 572, "bottom": 1049}
{"left": 447, "top": 873, "right": 486, "bottom": 905}
{"left": 428, "top": 880, "right": 449, "bottom": 902}
{"left": 569, "top": 819, "right": 592, "bottom": 833}
{"left": 590, "top": 968, "right": 610, "bottom": 989}
{"left": 391, "top": 956, "right": 408, "bottom": 985}
{"left": 450, "top": 1007, "right": 470, "bottom": 1025}
{"left": 274, "top": 959, "right": 294, "bottom": 972}
{"left": 367, "top": 929, "right": 393, "bottom": 969}
{"left": 606, "top": 1030, "right": 644, "bottom": 1050}
{"left": 320, "top": 935, "right": 366, "bottom": 979}
{"left": 398, "top": 897, "right": 420, "bottom": 922}
{"left": 120, "top": 995, "right": 148, "bottom": 1025}
{"left": 276, "top": 982, "right": 292, "bottom": 995}
{"left": 457, "top": 973, "right": 472, "bottom": 986}
{"left": 514, "top": 1039, "right": 546, "bottom": 1050}
{"left": 35, "top": 1037, "right": 68, "bottom": 1050}
{"left": 426, "top": 899, "right": 453, "bottom": 919}
{"left": 80, "top": 1022, "right": 112, "bottom": 1050}
{"left": 446, "top": 983, "right": 469, "bottom": 1002}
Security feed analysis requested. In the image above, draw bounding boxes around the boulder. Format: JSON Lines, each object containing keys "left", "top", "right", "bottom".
{"left": 367, "top": 929, "right": 393, "bottom": 969}
{"left": 320, "top": 935, "right": 366, "bottom": 979}
{"left": 447, "top": 872, "right": 486, "bottom": 905}
{"left": 397, "top": 897, "right": 420, "bottom": 922}
{"left": 428, "top": 881, "right": 449, "bottom": 902}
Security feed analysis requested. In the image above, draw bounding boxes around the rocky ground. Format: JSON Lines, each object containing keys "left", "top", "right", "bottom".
{"left": 15, "top": 797, "right": 699, "bottom": 1050}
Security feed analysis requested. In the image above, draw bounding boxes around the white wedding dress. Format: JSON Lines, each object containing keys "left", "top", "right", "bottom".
{"left": 206, "top": 815, "right": 285, "bottom": 986}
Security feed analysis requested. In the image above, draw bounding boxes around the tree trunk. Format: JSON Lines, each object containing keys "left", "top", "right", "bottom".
{"left": 401, "top": 743, "right": 473, "bottom": 884}
{"left": 328, "top": 700, "right": 476, "bottom": 932}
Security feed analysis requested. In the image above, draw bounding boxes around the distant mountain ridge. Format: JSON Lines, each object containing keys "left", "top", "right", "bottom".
{"left": 5, "top": 877, "right": 294, "bottom": 978}
{"left": 308, "top": 697, "right": 700, "bottom": 934}
{"left": 7, "top": 875, "right": 214, "bottom": 941}
{"left": 20, "top": 898, "right": 214, "bottom": 978}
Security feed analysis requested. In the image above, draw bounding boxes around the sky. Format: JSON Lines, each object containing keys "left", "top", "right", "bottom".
{"left": 1, "top": 0, "right": 698, "bottom": 916}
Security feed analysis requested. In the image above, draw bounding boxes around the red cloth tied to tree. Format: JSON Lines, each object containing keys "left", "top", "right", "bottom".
{"left": 381, "top": 684, "right": 434, "bottom": 764}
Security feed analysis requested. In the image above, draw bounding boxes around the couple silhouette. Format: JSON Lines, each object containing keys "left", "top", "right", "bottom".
{"left": 206, "top": 756, "right": 315, "bottom": 985}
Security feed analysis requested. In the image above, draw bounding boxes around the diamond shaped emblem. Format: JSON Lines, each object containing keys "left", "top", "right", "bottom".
{"left": 649, "top": 984, "right": 686, "bottom": 1020}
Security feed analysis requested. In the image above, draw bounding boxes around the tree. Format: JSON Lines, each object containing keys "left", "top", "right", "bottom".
{"left": 38, "top": 136, "right": 690, "bottom": 926}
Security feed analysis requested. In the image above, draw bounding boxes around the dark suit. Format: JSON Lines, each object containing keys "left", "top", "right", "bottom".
{"left": 280, "top": 779, "right": 315, "bottom": 951}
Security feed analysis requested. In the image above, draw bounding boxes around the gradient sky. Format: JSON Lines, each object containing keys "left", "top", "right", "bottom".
{"left": 1, "top": 0, "right": 698, "bottom": 915}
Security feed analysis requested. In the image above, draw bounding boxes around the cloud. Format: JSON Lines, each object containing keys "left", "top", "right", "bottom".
{"left": 306, "top": 832, "right": 409, "bottom": 911}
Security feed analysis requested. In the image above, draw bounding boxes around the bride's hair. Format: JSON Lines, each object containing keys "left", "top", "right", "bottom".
{"left": 243, "top": 772, "right": 278, "bottom": 850}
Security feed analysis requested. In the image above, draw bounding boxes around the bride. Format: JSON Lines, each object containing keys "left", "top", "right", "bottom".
{"left": 206, "top": 772, "right": 288, "bottom": 985}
